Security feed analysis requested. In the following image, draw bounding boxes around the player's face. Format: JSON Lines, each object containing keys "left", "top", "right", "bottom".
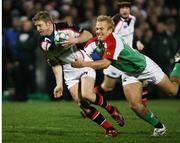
{"left": 34, "top": 20, "right": 52, "bottom": 36}
{"left": 119, "top": 6, "right": 130, "bottom": 18}
{"left": 96, "top": 21, "right": 113, "bottom": 41}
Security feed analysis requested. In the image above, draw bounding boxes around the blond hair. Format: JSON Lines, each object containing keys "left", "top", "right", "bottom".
{"left": 32, "top": 11, "right": 53, "bottom": 24}
{"left": 97, "top": 15, "right": 115, "bottom": 30}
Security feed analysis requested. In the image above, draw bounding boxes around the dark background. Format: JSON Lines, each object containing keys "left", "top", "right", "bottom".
{"left": 2, "top": 0, "right": 180, "bottom": 101}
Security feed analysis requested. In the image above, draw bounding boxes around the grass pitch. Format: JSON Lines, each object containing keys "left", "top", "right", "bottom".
{"left": 2, "top": 100, "right": 180, "bottom": 143}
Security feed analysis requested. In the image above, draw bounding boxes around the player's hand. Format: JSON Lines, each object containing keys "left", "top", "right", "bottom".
{"left": 71, "top": 58, "right": 84, "bottom": 68}
{"left": 62, "top": 37, "right": 78, "bottom": 47}
{"left": 136, "top": 41, "right": 144, "bottom": 51}
{"left": 53, "top": 85, "right": 63, "bottom": 98}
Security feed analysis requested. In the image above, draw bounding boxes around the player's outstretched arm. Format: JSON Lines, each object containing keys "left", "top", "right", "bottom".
{"left": 75, "top": 30, "right": 93, "bottom": 44}
{"left": 62, "top": 30, "right": 93, "bottom": 47}
{"left": 72, "top": 58, "right": 111, "bottom": 70}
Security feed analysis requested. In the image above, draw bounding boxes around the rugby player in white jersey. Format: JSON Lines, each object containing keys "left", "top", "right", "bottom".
{"left": 32, "top": 11, "right": 125, "bottom": 137}
{"left": 72, "top": 15, "right": 180, "bottom": 136}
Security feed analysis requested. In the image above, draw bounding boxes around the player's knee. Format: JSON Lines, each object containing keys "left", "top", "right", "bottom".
{"left": 165, "top": 84, "right": 178, "bottom": 96}
{"left": 142, "top": 80, "right": 149, "bottom": 87}
{"left": 81, "top": 92, "right": 94, "bottom": 101}
{"left": 167, "top": 90, "right": 177, "bottom": 96}
{"left": 72, "top": 95, "right": 79, "bottom": 103}
{"left": 129, "top": 101, "right": 142, "bottom": 112}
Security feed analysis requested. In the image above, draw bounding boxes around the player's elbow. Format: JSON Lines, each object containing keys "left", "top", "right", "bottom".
{"left": 102, "top": 63, "right": 110, "bottom": 69}
{"left": 95, "top": 62, "right": 110, "bottom": 70}
{"left": 101, "top": 59, "right": 111, "bottom": 69}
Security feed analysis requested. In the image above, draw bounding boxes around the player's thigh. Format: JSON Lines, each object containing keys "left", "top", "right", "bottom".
{"left": 156, "top": 74, "right": 178, "bottom": 96}
{"left": 81, "top": 76, "right": 96, "bottom": 101}
{"left": 101, "top": 75, "right": 118, "bottom": 91}
{"left": 69, "top": 83, "right": 80, "bottom": 103}
{"left": 123, "top": 81, "right": 143, "bottom": 104}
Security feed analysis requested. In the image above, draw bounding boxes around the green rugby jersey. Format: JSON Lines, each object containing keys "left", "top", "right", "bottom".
{"left": 103, "top": 33, "right": 146, "bottom": 74}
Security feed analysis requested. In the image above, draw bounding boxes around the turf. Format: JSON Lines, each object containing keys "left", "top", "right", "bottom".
{"left": 2, "top": 100, "right": 180, "bottom": 143}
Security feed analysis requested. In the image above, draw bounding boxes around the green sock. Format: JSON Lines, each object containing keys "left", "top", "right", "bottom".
{"left": 143, "top": 111, "right": 160, "bottom": 126}
{"left": 170, "top": 63, "right": 180, "bottom": 85}
{"left": 170, "top": 63, "right": 180, "bottom": 78}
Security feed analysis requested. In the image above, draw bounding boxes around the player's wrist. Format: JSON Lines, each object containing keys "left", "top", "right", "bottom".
{"left": 56, "top": 82, "right": 63, "bottom": 86}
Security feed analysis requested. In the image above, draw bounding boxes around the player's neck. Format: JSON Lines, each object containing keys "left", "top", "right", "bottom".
{"left": 120, "top": 15, "right": 129, "bottom": 20}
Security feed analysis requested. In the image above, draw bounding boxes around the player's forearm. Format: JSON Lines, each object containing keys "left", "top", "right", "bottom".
{"left": 82, "top": 59, "right": 111, "bottom": 70}
{"left": 52, "top": 65, "right": 63, "bottom": 86}
{"left": 76, "top": 30, "right": 93, "bottom": 44}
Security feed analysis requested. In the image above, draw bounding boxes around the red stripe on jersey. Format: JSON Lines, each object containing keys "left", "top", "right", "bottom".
{"left": 84, "top": 36, "right": 98, "bottom": 48}
{"left": 103, "top": 33, "right": 116, "bottom": 60}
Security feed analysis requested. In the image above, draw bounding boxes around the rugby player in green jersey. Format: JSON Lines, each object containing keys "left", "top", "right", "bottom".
{"left": 95, "top": 0, "right": 148, "bottom": 113}
{"left": 72, "top": 15, "right": 180, "bottom": 136}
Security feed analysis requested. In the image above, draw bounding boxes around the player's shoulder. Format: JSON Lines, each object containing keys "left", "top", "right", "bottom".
{"left": 39, "top": 36, "right": 46, "bottom": 42}
{"left": 112, "top": 14, "right": 122, "bottom": 26}
{"left": 129, "top": 14, "right": 136, "bottom": 20}
{"left": 106, "top": 33, "right": 124, "bottom": 45}
{"left": 85, "top": 36, "right": 98, "bottom": 48}
{"left": 112, "top": 14, "right": 120, "bottom": 19}
{"left": 55, "top": 22, "right": 83, "bottom": 34}
{"left": 112, "top": 14, "right": 121, "bottom": 21}
{"left": 55, "top": 22, "right": 69, "bottom": 30}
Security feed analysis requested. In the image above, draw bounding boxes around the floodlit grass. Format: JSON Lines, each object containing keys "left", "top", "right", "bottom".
{"left": 2, "top": 100, "right": 180, "bottom": 143}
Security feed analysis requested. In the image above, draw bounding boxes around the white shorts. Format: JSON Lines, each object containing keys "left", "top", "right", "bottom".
{"left": 103, "top": 65, "right": 123, "bottom": 78}
{"left": 63, "top": 50, "right": 96, "bottom": 89}
{"left": 63, "top": 64, "right": 96, "bottom": 89}
{"left": 121, "top": 56, "right": 165, "bottom": 85}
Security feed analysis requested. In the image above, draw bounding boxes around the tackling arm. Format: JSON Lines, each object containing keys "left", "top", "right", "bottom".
{"left": 62, "top": 30, "right": 93, "bottom": 47}
{"left": 75, "top": 30, "right": 93, "bottom": 44}
{"left": 72, "top": 58, "right": 111, "bottom": 70}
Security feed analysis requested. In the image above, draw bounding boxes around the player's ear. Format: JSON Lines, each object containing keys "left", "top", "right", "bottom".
{"left": 47, "top": 21, "right": 52, "bottom": 26}
{"left": 47, "top": 22, "right": 50, "bottom": 26}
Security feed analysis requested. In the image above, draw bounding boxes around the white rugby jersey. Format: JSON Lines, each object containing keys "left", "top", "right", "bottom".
{"left": 40, "top": 23, "right": 88, "bottom": 65}
{"left": 113, "top": 14, "right": 136, "bottom": 47}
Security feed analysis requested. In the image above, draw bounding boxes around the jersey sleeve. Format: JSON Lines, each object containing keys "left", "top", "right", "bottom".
{"left": 103, "top": 33, "right": 117, "bottom": 60}
{"left": 112, "top": 14, "right": 121, "bottom": 26}
{"left": 84, "top": 37, "right": 97, "bottom": 55}
{"left": 69, "top": 24, "right": 84, "bottom": 34}
{"left": 56, "top": 22, "right": 84, "bottom": 38}
{"left": 103, "top": 33, "right": 123, "bottom": 60}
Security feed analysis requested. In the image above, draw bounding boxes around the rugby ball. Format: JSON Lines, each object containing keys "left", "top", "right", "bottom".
{"left": 54, "top": 32, "right": 69, "bottom": 46}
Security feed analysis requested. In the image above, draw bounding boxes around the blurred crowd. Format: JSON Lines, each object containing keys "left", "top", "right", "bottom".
{"left": 2, "top": 0, "right": 180, "bottom": 101}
